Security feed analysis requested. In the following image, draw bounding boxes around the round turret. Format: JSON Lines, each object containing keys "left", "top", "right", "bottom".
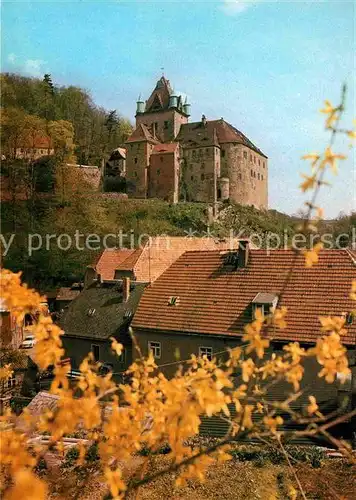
{"left": 183, "top": 99, "right": 191, "bottom": 116}
{"left": 169, "top": 90, "right": 178, "bottom": 109}
{"left": 219, "top": 177, "right": 230, "bottom": 201}
{"left": 136, "top": 94, "right": 145, "bottom": 114}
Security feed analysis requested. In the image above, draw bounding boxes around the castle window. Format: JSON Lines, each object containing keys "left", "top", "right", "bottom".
{"left": 258, "top": 173, "right": 260, "bottom": 180}
{"left": 244, "top": 151, "right": 247, "bottom": 159}
{"left": 164, "top": 121, "right": 169, "bottom": 129}
{"left": 205, "top": 148, "right": 209, "bottom": 153}
{"left": 261, "top": 175, "right": 264, "bottom": 181}
{"left": 201, "top": 163, "right": 205, "bottom": 169}
{"left": 134, "top": 157, "right": 138, "bottom": 164}
{"left": 191, "top": 175, "right": 194, "bottom": 181}
{"left": 263, "top": 161, "right": 265, "bottom": 168}
{"left": 250, "top": 154, "right": 252, "bottom": 161}
{"left": 258, "top": 159, "right": 261, "bottom": 165}
{"left": 134, "top": 172, "right": 138, "bottom": 177}
{"left": 239, "top": 173, "right": 242, "bottom": 180}
{"left": 251, "top": 170, "right": 253, "bottom": 176}
{"left": 192, "top": 150, "right": 196, "bottom": 158}
{"left": 201, "top": 173, "right": 205, "bottom": 181}
{"left": 157, "top": 169, "right": 161, "bottom": 175}
{"left": 222, "top": 150, "right": 226, "bottom": 158}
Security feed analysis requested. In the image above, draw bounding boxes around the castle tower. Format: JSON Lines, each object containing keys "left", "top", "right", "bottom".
{"left": 125, "top": 124, "right": 159, "bottom": 198}
{"left": 135, "top": 76, "right": 190, "bottom": 143}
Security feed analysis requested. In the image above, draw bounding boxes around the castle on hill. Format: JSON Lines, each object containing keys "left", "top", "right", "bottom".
{"left": 125, "top": 76, "right": 268, "bottom": 208}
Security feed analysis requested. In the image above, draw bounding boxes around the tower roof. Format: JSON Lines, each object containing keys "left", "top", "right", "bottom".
{"left": 125, "top": 123, "right": 159, "bottom": 144}
{"left": 145, "top": 76, "right": 173, "bottom": 113}
{"left": 176, "top": 118, "right": 267, "bottom": 157}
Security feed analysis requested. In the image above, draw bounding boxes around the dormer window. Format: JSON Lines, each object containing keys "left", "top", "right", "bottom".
{"left": 252, "top": 293, "right": 279, "bottom": 319}
{"left": 87, "top": 308, "right": 96, "bottom": 317}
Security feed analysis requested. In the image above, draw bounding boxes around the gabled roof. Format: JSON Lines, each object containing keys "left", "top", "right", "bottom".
{"left": 61, "top": 281, "right": 147, "bottom": 340}
{"left": 89, "top": 237, "right": 252, "bottom": 284}
{"left": 89, "top": 249, "right": 138, "bottom": 281}
{"left": 27, "top": 392, "right": 59, "bottom": 416}
{"left": 56, "top": 287, "right": 81, "bottom": 302}
{"left": 18, "top": 135, "right": 52, "bottom": 149}
{"left": 109, "top": 147, "right": 127, "bottom": 160}
{"left": 152, "top": 143, "right": 179, "bottom": 154}
{"left": 176, "top": 119, "right": 267, "bottom": 158}
{"left": 126, "top": 124, "right": 159, "bottom": 144}
{"left": 132, "top": 249, "right": 356, "bottom": 345}
{"left": 144, "top": 76, "right": 172, "bottom": 113}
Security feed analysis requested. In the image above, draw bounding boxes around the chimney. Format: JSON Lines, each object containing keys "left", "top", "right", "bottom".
{"left": 237, "top": 240, "right": 249, "bottom": 268}
{"left": 123, "top": 277, "right": 130, "bottom": 303}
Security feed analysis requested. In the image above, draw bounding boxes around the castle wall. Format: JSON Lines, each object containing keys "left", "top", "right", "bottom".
{"left": 136, "top": 109, "right": 188, "bottom": 143}
{"left": 182, "top": 145, "right": 219, "bottom": 203}
{"left": 126, "top": 142, "right": 153, "bottom": 198}
{"left": 149, "top": 150, "right": 179, "bottom": 203}
{"left": 220, "top": 144, "right": 268, "bottom": 209}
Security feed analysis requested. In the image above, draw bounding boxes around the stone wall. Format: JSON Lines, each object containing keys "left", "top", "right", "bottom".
{"left": 182, "top": 145, "right": 220, "bottom": 203}
{"left": 221, "top": 144, "right": 268, "bottom": 208}
{"left": 149, "top": 150, "right": 179, "bottom": 203}
{"left": 126, "top": 142, "right": 153, "bottom": 198}
{"left": 136, "top": 109, "right": 188, "bottom": 142}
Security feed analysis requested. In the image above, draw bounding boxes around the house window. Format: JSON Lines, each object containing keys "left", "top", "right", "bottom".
{"left": 221, "top": 150, "right": 225, "bottom": 158}
{"left": 168, "top": 296, "right": 179, "bottom": 306}
{"left": 243, "top": 151, "right": 247, "bottom": 159}
{"left": 263, "top": 161, "right": 265, "bottom": 168}
{"left": 252, "top": 293, "right": 279, "bottom": 318}
{"left": 239, "top": 173, "right": 242, "bottom": 180}
{"left": 258, "top": 173, "right": 260, "bottom": 180}
{"left": 345, "top": 312, "right": 354, "bottom": 325}
{"left": 251, "top": 169, "right": 253, "bottom": 177}
{"left": 199, "top": 346, "right": 213, "bottom": 361}
{"left": 250, "top": 154, "right": 252, "bottom": 161}
{"left": 253, "top": 304, "right": 269, "bottom": 318}
{"left": 191, "top": 175, "right": 194, "bottom": 181}
{"left": 5, "top": 374, "right": 16, "bottom": 389}
{"left": 201, "top": 173, "right": 205, "bottom": 181}
{"left": 148, "top": 341, "right": 161, "bottom": 359}
{"left": 117, "top": 348, "right": 125, "bottom": 364}
{"left": 258, "top": 159, "right": 260, "bottom": 166}
{"left": 92, "top": 344, "right": 100, "bottom": 362}
{"left": 87, "top": 308, "right": 96, "bottom": 317}
{"left": 261, "top": 175, "right": 264, "bottom": 181}
{"left": 157, "top": 169, "right": 161, "bottom": 175}
{"left": 164, "top": 121, "right": 169, "bottom": 129}
{"left": 336, "top": 372, "right": 352, "bottom": 391}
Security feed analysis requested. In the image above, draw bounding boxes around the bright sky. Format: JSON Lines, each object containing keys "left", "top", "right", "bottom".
{"left": 2, "top": 0, "right": 355, "bottom": 218}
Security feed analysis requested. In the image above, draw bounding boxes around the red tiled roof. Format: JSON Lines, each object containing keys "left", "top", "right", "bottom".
{"left": 88, "top": 237, "right": 249, "bottom": 284}
{"left": 126, "top": 124, "right": 158, "bottom": 144}
{"left": 18, "top": 135, "right": 52, "bottom": 149}
{"left": 176, "top": 119, "right": 267, "bottom": 158}
{"left": 152, "top": 143, "right": 179, "bottom": 154}
{"left": 132, "top": 249, "right": 356, "bottom": 345}
{"left": 56, "top": 287, "right": 81, "bottom": 302}
{"left": 91, "top": 249, "right": 137, "bottom": 280}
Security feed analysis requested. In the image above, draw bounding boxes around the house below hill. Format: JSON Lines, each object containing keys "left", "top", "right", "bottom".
{"left": 60, "top": 278, "right": 147, "bottom": 375}
{"left": 131, "top": 245, "right": 356, "bottom": 430}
